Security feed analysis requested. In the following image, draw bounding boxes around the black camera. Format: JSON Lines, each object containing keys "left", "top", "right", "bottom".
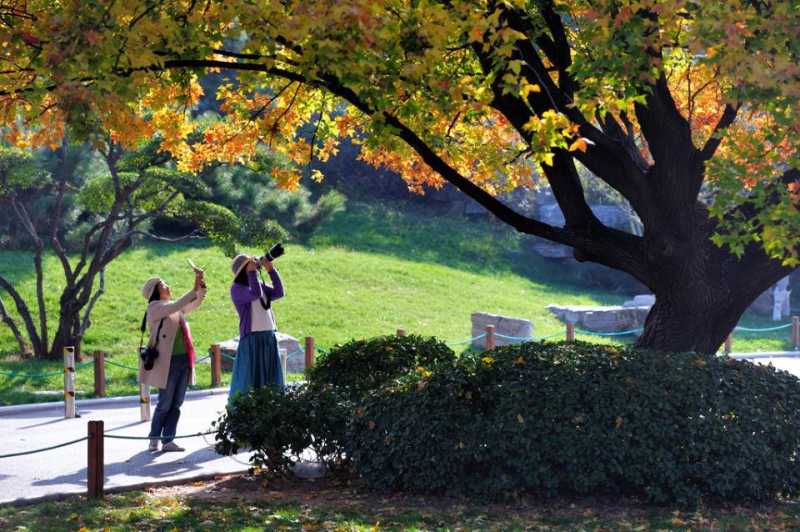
{"left": 261, "top": 243, "right": 285, "bottom": 263}
{"left": 139, "top": 345, "right": 159, "bottom": 371}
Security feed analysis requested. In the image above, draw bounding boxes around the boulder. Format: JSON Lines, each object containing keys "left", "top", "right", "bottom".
{"left": 471, "top": 312, "right": 534, "bottom": 348}
{"left": 215, "top": 332, "right": 304, "bottom": 373}
{"left": 546, "top": 304, "right": 648, "bottom": 333}
{"left": 622, "top": 294, "right": 655, "bottom": 308}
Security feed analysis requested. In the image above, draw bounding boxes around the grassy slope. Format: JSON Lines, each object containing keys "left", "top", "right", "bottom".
{"left": 0, "top": 201, "right": 794, "bottom": 404}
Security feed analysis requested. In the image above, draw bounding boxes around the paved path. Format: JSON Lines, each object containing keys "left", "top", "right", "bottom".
{"left": 731, "top": 352, "right": 800, "bottom": 376}
{"left": 0, "top": 392, "right": 249, "bottom": 505}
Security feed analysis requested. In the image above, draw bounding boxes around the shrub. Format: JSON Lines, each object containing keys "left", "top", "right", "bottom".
{"left": 345, "top": 341, "right": 800, "bottom": 506}
{"left": 305, "top": 334, "right": 456, "bottom": 401}
{"left": 214, "top": 383, "right": 351, "bottom": 473}
{"left": 214, "top": 335, "right": 456, "bottom": 472}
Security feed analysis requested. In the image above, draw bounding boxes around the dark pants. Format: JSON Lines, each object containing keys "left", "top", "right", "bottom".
{"left": 149, "top": 354, "right": 189, "bottom": 444}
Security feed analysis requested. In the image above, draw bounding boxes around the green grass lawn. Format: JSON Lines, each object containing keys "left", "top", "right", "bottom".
{"left": 2, "top": 475, "right": 799, "bottom": 531}
{"left": 0, "top": 201, "right": 795, "bottom": 405}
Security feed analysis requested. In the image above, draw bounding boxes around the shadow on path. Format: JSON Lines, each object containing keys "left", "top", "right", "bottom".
{"left": 31, "top": 447, "right": 223, "bottom": 488}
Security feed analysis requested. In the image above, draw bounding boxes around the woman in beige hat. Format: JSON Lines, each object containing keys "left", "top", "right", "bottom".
{"left": 139, "top": 269, "right": 206, "bottom": 452}
{"left": 228, "top": 253, "right": 284, "bottom": 403}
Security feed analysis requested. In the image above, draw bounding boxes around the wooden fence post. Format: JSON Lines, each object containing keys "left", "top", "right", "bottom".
{"left": 139, "top": 383, "right": 151, "bottom": 422}
{"left": 63, "top": 346, "right": 76, "bottom": 419}
{"left": 279, "top": 348, "right": 288, "bottom": 380}
{"left": 724, "top": 334, "right": 733, "bottom": 355}
{"left": 485, "top": 325, "right": 496, "bottom": 351}
{"left": 87, "top": 420, "right": 104, "bottom": 498}
{"left": 396, "top": 328, "right": 406, "bottom": 337}
{"left": 793, "top": 316, "right": 799, "bottom": 351}
{"left": 566, "top": 322, "right": 575, "bottom": 342}
{"left": 93, "top": 351, "right": 106, "bottom": 398}
{"left": 304, "top": 336, "right": 315, "bottom": 370}
{"left": 210, "top": 344, "right": 222, "bottom": 388}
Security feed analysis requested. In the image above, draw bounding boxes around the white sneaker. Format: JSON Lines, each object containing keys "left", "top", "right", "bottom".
{"left": 148, "top": 439, "right": 159, "bottom": 452}
{"left": 161, "top": 441, "right": 185, "bottom": 452}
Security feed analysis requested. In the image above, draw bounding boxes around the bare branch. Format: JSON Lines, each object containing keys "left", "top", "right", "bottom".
{"left": 699, "top": 103, "right": 740, "bottom": 162}
{"left": 78, "top": 269, "right": 105, "bottom": 337}
{"left": 0, "top": 293, "right": 29, "bottom": 355}
{"left": 0, "top": 273, "right": 42, "bottom": 355}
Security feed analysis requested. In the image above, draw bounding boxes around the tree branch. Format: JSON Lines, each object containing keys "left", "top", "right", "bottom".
{"left": 0, "top": 273, "right": 42, "bottom": 355}
{"left": 0, "top": 293, "right": 29, "bottom": 355}
{"left": 78, "top": 269, "right": 104, "bottom": 338}
{"left": 698, "top": 103, "right": 739, "bottom": 162}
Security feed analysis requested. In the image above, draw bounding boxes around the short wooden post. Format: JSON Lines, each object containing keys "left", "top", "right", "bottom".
{"left": 63, "top": 346, "right": 76, "bottom": 419}
{"left": 724, "top": 334, "right": 733, "bottom": 355}
{"left": 566, "top": 322, "right": 575, "bottom": 342}
{"left": 87, "top": 420, "right": 104, "bottom": 498}
{"left": 304, "top": 336, "right": 315, "bottom": 370}
{"left": 396, "top": 328, "right": 406, "bottom": 337}
{"left": 93, "top": 351, "right": 106, "bottom": 398}
{"left": 279, "top": 348, "right": 288, "bottom": 380}
{"left": 139, "top": 383, "right": 151, "bottom": 422}
{"left": 210, "top": 344, "right": 222, "bottom": 388}
{"left": 792, "top": 316, "right": 800, "bottom": 351}
{"left": 485, "top": 325, "right": 496, "bottom": 351}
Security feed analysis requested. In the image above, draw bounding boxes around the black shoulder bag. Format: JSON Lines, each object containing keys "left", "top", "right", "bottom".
{"left": 139, "top": 312, "right": 165, "bottom": 371}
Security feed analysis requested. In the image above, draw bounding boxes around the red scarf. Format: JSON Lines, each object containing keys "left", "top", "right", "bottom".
{"left": 179, "top": 318, "right": 196, "bottom": 369}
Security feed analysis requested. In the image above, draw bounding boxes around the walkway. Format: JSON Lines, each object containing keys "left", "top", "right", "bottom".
{"left": 0, "top": 392, "right": 249, "bottom": 505}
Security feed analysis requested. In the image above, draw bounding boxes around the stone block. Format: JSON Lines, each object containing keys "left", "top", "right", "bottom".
{"left": 546, "top": 304, "right": 648, "bottom": 333}
{"left": 215, "top": 332, "right": 304, "bottom": 373}
{"left": 470, "top": 312, "right": 533, "bottom": 349}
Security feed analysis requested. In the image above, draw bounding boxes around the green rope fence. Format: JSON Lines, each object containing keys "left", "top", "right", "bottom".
{"left": 0, "top": 436, "right": 91, "bottom": 460}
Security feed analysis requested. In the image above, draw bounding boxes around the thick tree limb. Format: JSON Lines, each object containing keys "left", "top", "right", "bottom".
{"left": 0, "top": 294, "right": 28, "bottom": 355}
{"left": 0, "top": 273, "right": 41, "bottom": 355}
{"left": 698, "top": 103, "right": 739, "bottom": 162}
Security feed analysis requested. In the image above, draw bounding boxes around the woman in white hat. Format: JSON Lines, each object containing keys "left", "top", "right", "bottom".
{"left": 139, "top": 270, "right": 206, "bottom": 452}
{"left": 228, "top": 253, "right": 284, "bottom": 402}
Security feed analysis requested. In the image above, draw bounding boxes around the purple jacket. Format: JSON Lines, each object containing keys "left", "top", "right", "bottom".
{"left": 231, "top": 269, "right": 284, "bottom": 338}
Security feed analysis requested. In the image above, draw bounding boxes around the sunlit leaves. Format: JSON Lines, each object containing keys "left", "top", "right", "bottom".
{"left": 0, "top": 0, "right": 799, "bottom": 261}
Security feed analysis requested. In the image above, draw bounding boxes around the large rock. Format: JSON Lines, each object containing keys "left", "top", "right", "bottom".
{"left": 471, "top": 312, "right": 533, "bottom": 348}
{"left": 546, "top": 304, "right": 648, "bottom": 333}
{"left": 214, "top": 332, "right": 304, "bottom": 373}
{"left": 622, "top": 294, "right": 655, "bottom": 308}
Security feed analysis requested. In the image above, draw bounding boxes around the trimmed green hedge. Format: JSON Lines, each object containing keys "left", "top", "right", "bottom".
{"left": 217, "top": 338, "right": 800, "bottom": 505}
{"left": 305, "top": 334, "right": 456, "bottom": 401}
{"left": 346, "top": 342, "right": 800, "bottom": 505}
{"left": 216, "top": 335, "right": 454, "bottom": 472}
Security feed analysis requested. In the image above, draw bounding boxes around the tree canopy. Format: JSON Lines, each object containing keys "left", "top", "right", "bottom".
{"left": 2, "top": 1, "right": 799, "bottom": 352}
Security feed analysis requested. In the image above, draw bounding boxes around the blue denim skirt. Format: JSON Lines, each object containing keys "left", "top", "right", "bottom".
{"left": 228, "top": 330, "right": 284, "bottom": 403}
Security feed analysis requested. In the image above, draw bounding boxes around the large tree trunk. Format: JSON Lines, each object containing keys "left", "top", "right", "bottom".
{"left": 630, "top": 213, "right": 793, "bottom": 354}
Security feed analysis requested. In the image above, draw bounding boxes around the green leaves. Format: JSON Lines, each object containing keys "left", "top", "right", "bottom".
{"left": 346, "top": 340, "right": 800, "bottom": 506}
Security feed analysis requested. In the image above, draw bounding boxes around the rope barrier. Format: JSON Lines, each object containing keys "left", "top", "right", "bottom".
{"left": 574, "top": 327, "right": 643, "bottom": 337}
{"left": 446, "top": 333, "right": 487, "bottom": 345}
{"left": 105, "top": 430, "right": 216, "bottom": 440}
{"left": 535, "top": 332, "right": 564, "bottom": 340}
{"left": 104, "top": 359, "right": 140, "bottom": 371}
{"left": 734, "top": 323, "right": 793, "bottom": 332}
{"left": 0, "top": 436, "right": 90, "bottom": 459}
{"left": 494, "top": 333, "right": 534, "bottom": 341}
{"left": 0, "top": 360, "right": 93, "bottom": 379}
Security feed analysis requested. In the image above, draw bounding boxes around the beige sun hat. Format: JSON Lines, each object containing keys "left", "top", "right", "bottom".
{"left": 231, "top": 254, "right": 251, "bottom": 277}
{"left": 141, "top": 277, "right": 162, "bottom": 300}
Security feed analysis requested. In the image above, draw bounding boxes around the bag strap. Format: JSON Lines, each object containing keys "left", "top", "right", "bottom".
{"left": 139, "top": 311, "right": 165, "bottom": 350}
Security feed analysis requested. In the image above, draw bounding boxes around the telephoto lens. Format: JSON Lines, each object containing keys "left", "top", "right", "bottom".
{"left": 264, "top": 243, "right": 285, "bottom": 262}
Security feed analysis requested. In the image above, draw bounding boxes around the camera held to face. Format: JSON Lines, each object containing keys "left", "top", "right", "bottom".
{"left": 259, "top": 243, "right": 285, "bottom": 265}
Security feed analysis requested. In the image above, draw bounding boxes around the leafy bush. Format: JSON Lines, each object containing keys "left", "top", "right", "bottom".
{"left": 215, "top": 334, "right": 455, "bottom": 471}
{"left": 345, "top": 341, "right": 800, "bottom": 506}
{"left": 214, "top": 383, "right": 351, "bottom": 473}
{"left": 305, "top": 334, "right": 456, "bottom": 401}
